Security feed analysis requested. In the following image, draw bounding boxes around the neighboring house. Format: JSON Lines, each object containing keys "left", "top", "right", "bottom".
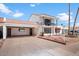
{"left": 0, "top": 14, "right": 63, "bottom": 39}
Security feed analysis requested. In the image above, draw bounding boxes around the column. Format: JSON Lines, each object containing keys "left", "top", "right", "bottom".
{"left": 3, "top": 25, "right": 7, "bottom": 39}
{"left": 60, "top": 27, "right": 63, "bottom": 35}
{"left": 51, "top": 27, "right": 54, "bottom": 35}
{"left": 53, "top": 26, "right": 56, "bottom": 35}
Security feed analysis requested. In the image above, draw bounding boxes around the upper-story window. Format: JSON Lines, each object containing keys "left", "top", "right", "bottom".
{"left": 44, "top": 19, "right": 51, "bottom": 26}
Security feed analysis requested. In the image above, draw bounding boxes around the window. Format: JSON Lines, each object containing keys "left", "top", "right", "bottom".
{"left": 44, "top": 19, "right": 51, "bottom": 26}
{"left": 19, "top": 27, "right": 25, "bottom": 32}
{"left": 55, "top": 28, "right": 60, "bottom": 33}
{"left": 44, "top": 28, "right": 51, "bottom": 33}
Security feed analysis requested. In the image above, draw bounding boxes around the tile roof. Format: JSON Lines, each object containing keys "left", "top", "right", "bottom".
{"left": 0, "top": 17, "right": 36, "bottom": 25}
{"left": 0, "top": 17, "right": 4, "bottom": 23}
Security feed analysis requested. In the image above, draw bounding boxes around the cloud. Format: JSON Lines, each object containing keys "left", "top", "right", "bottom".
{"left": 13, "top": 11, "right": 24, "bottom": 17}
{"left": 30, "top": 4, "right": 36, "bottom": 7}
{"left": 76, "top": 23, "right": 79, "bottom": 26}
{"left": 0, "top": 3, "right": 24, "bottom": 18}
{"left": 30, "top": 3, "right": 40, "bottom": 7}
{"left": 57, "top": 12, "right": 73, "bottom": 21}
{"left": 0, "top": 3, "right": 13, "bottom": 14}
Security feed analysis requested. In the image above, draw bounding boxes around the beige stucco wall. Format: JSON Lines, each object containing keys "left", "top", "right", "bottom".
{"left": 29, "top": 14, "right": 44, "bottom": 25}
{"left": 32, "top": 25, "right": 43, "bottom": 36}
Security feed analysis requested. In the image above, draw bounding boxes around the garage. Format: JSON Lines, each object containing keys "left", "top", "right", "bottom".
{"left": 0, "top": 17, "right": 35, "bottom": 39}
{"left": 7, "top": 27, "right": 33, "bottom": 37}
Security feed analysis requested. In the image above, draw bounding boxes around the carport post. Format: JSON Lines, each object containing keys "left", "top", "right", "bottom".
{"left": 3, "top": 25, "right": 7, "bottom": 39}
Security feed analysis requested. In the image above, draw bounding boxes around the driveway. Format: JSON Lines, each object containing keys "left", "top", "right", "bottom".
{"left": 0, "top": 36, "right": 79, "bottom": 56}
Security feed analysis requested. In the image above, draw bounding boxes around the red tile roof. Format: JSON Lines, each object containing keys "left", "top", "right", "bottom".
{"left": 0, "top": 17, "right": 4, "bottom": 23}
{"left": 0, "top": 17, "right": 36, "bottom": 25}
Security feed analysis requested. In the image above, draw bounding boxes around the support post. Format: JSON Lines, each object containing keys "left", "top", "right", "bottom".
{"left": 60, "top": 26, "right": 63, "bottom": 35}
{"left": 68, "top": 3, "right": 70, "bottom": 35}
{"left": 3, "top": 25, "right": 7, "bottom": 39}
{"left": 54, "top": 26, "right": 56, "bottom": 35}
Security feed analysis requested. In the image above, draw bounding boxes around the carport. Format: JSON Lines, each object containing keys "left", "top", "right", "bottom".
{"left": 2, "top": 23, "right": 35, "bottom": 39}
{"left": 0, "top": 17, "right": 36, "bottom": 39}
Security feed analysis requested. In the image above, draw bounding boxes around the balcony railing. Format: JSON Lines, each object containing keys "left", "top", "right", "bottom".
{"left": 36, "top": 22, "right": 56, "bottom": 26}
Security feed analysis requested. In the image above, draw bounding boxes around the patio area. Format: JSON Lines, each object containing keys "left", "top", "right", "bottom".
{"left": 0, "top": 36, "right": 79, "bottom": 56}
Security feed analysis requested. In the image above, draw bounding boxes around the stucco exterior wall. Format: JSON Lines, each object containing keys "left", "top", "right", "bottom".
{"left": 29, "top": 14, "right": 44, "bottom": 25}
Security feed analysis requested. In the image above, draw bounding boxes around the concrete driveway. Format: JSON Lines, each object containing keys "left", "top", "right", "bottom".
{"left": 0, "top": 36, "right": 79, "bottom": 56}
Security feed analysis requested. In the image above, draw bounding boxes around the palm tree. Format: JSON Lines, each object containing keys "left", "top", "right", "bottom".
{"left": 72, "top": 8, "right": 79, "bottom": 35}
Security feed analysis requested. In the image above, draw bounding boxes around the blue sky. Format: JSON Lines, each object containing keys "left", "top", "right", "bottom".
{"left": 0, "top": 3, "right": 79, "bottom": 26}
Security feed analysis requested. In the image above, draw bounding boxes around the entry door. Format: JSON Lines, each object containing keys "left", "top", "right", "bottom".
{"left": 30, "top": 28, "right": 32, "bottom": 36}
{"left": 7, "top": 28, "right": 11, "bottom": 37}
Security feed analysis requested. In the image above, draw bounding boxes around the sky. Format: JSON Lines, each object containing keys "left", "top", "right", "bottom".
{"left": 0, "top": 3, "right": 79, "bottom": 26}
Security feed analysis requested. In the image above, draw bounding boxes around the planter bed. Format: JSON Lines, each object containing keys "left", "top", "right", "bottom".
{"left": 37, "top": 35, "right": 66, "bottom": 45}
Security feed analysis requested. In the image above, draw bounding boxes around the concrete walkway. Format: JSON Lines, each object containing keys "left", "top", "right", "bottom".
{"left": 0, "top": 36, "right": 79, "bottom": 56}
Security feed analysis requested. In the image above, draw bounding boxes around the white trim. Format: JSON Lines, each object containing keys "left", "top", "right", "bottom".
{"left": 3, "top": 23, "right": 35, "bottom": 27}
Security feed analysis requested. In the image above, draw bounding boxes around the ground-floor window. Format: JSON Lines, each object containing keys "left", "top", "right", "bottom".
{"left": 44, "top": 28, "right": 51, "bottom": 33}
{"left": 55, "top": 28, "right": 60, "bottom": 33}
{"left": 19, "top": 27, "right": 25, "bottom": 32}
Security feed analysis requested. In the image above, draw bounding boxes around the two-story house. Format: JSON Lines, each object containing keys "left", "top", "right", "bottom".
{"left": 0, "top": 14, "right": 63, "bottom": 39}
{"left": 29, "top": 14, "right": 63, "bottom": 36}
